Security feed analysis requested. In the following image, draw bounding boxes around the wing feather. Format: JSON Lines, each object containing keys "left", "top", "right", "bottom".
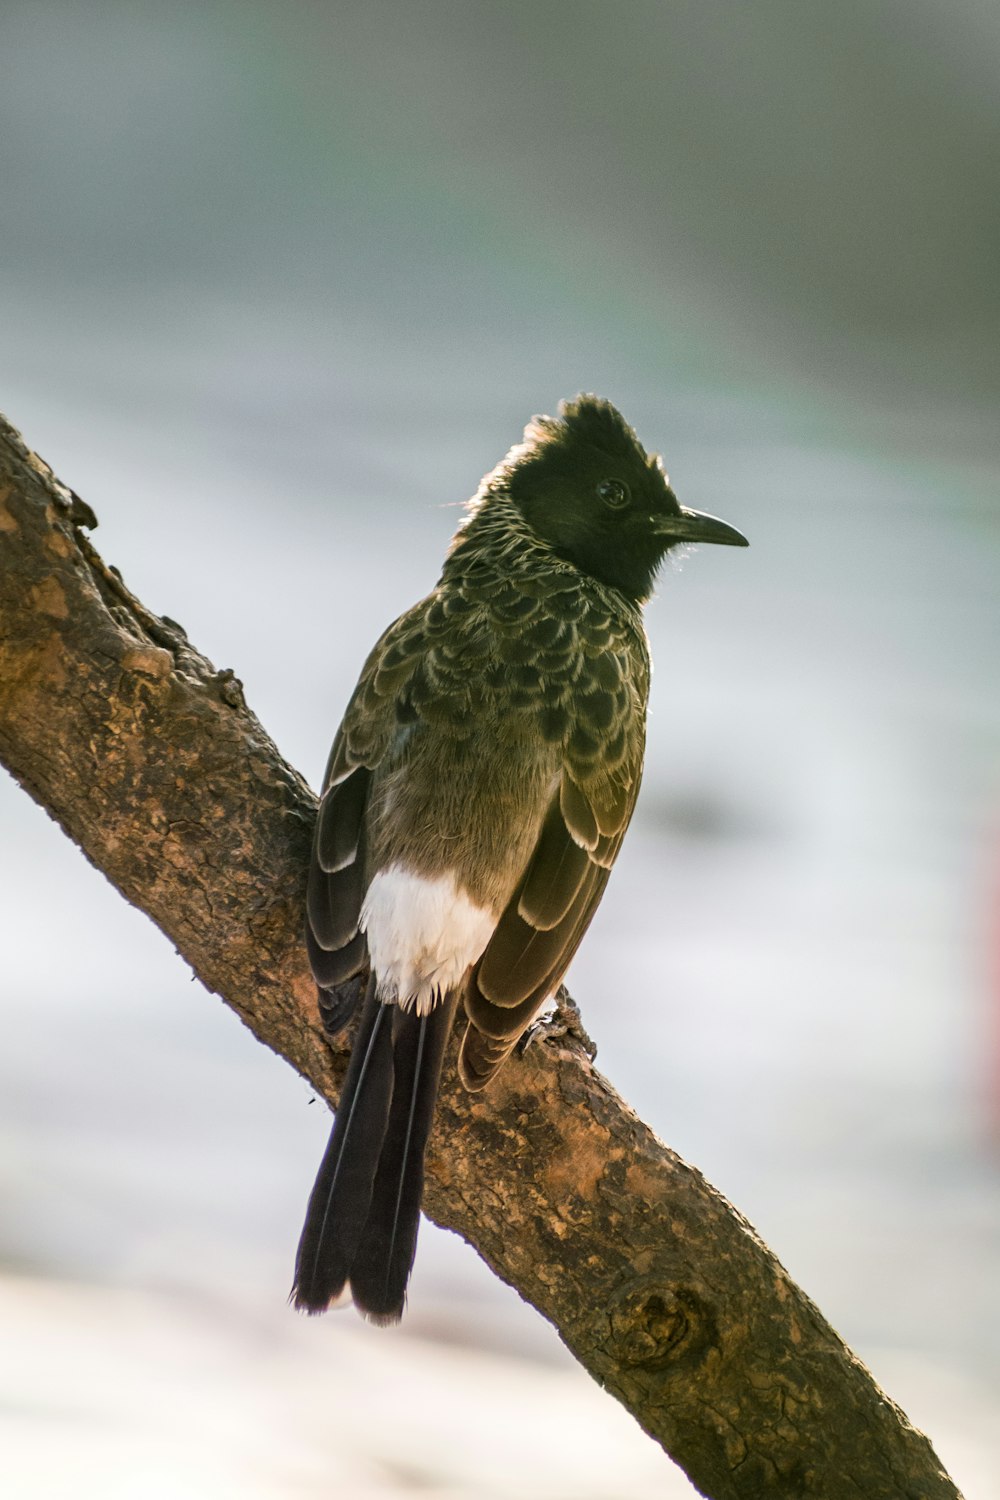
{"left": 516, "top": 796, "right": 591, "bottom": 931}
{"left": 305, "top": 599, "right": 436, "bottom": 1005}
{"left": 316, "top": 768, "right": 370, "bottom": 873}
{"left": 306, "top": 752, "right": 370, "bottom": 994}
{"left": 459, "top": 762, "right": 636, "bottom": 1092}
{"left": 306, "top": 816, "right": 366, "bottom": 950}
{"left": 559, "top": 775, "right": 599, "bottom": 850}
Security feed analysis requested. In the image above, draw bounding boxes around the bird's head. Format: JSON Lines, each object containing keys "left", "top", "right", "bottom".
{"left": 492, "top": 394, "right": 747, "bottom": 602}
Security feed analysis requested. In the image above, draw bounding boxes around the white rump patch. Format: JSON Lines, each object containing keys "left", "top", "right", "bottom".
{"left": 360, "top": 866, "right": 495, "bottom": 1015}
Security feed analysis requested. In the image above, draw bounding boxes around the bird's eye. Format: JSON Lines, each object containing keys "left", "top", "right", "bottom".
{"left": 597, "top": 479, "right": 629, "bottom": 509}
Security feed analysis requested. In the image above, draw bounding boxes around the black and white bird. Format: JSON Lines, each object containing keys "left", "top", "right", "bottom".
{"left": 293, "top": 395, "right": 747, "bottom": 1323}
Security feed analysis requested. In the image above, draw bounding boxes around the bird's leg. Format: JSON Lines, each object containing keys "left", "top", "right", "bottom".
{"left": 520, "top": 984, "right": 597, "bottom": 1061}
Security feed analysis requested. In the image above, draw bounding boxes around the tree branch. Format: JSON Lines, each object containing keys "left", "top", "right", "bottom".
{"left": 0, "top": 411, "right": 962, "bottom": 1500}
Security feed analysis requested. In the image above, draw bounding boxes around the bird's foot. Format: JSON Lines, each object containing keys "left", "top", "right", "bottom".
{"left": 520, "top": 985, "right": 597, "bottom": 1061}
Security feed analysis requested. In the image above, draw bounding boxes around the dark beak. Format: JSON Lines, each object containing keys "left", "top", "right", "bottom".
{"left": 655, "top": 507, "right": 749, "bottom": 548}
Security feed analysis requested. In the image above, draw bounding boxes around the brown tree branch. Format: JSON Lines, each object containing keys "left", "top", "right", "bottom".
{"left": 0, "top": 411, "right": 962, "bottom": 1500}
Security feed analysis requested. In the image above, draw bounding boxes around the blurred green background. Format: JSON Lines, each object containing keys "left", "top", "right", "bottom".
{"left": 1, "top": 2, "right": 998, "bottom": 1495}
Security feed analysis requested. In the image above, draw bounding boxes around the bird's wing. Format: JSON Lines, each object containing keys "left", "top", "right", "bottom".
{"left": 459, "top": 611, "right": 649, "bottom": 1090}
{"left": 305, "top": 601, "right": 434, "bottom": 1024}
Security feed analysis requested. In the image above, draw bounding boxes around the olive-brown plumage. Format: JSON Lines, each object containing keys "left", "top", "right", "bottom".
{"left": 293, "top": 394, "right": 747, "bottom": 1322}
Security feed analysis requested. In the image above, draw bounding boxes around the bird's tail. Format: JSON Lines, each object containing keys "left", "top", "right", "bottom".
{"left": 292, "top": 975, "right": 457, "bottom": 1324}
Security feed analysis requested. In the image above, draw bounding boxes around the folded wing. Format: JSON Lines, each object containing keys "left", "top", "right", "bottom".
{"left": 459, "top": 767, "right": 636, "bottom": 1091}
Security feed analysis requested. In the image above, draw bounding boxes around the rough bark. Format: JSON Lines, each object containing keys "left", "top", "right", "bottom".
{"left": 0, "top": 410, "right": 962, "bottom": 1500}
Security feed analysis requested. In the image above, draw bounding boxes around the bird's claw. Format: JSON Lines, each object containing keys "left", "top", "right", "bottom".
{"left": 520, "top": 985, "right": 597, "bottom": 1061}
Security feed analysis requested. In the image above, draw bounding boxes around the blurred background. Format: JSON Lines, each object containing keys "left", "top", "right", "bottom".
{"left": 1, "top": 1, "right": 999, "bottom": 1495}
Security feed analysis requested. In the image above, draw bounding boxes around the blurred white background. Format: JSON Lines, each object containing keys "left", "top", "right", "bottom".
{"left": 1, "top": 3, "right": 999, "bottom": 1495}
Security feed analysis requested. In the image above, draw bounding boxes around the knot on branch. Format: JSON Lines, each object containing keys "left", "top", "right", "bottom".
{"left": 608, "top": 1279, "right": 718, "bottom": 1374}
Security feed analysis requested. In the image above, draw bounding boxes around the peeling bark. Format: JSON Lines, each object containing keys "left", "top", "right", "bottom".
{"left": 0, "top": 412, "right": 962, "bottom": 1500}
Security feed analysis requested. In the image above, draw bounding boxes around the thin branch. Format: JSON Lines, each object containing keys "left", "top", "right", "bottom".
{"left": 0, "top": 412, "right": 962, "bottom": 1500}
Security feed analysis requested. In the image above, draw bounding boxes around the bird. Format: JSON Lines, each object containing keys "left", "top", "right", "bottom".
{"left": 292, "top": 394, "right": 748, "bottom": 1324}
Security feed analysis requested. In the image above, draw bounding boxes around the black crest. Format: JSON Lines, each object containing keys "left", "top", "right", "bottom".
{"left": 520, "top": 394, "right": 652, "bottom": 473}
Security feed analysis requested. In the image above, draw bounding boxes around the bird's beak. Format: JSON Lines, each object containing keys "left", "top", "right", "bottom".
{"left": 655, "top": 507, "right": 749, "bottom": 548}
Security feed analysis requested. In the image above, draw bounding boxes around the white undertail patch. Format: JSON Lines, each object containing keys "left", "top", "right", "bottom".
{"left": 361, "top": 866, "right": 495, "bottom": 1015}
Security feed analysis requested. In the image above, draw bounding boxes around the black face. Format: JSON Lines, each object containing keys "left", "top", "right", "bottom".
{"left": 506, "top": 396, "right": 681, "bottom": 602}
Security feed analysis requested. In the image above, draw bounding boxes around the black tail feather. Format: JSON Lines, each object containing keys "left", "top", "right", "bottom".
{"left": 350, "top": 992, "right": 458, "bottom": 1323}
{"left": 292, "top": 976, "right": 393, "bottom": 1312}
